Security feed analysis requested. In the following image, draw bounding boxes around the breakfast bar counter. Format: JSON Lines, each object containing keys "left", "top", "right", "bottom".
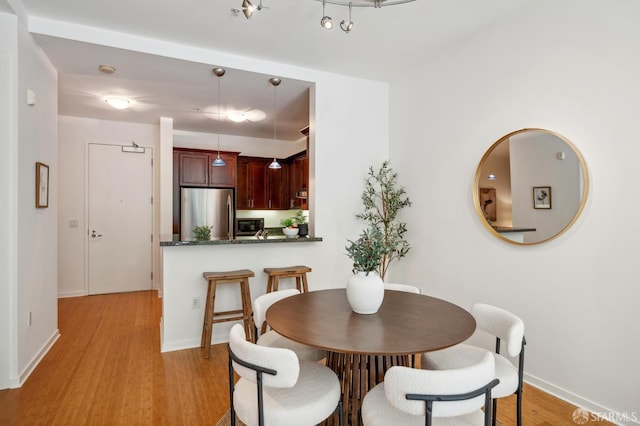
{"left": 159, "top": 234, "right": 324, "bottom": 353}
{"left": 160, "top": 235, "right": 323, "bottom": 246}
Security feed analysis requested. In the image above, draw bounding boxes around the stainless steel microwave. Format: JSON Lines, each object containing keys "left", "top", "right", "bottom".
{"left": 236, "top": 218, "right": 264, "bottom": 236}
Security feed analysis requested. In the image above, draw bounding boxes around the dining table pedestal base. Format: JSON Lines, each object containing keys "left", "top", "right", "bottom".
{"left": 324, "top": 352, "right": 410, "bottom": 425}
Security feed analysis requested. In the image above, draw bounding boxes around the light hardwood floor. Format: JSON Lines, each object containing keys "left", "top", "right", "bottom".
{"left": 0, "top": 291, "right": 612, "bottom": 425}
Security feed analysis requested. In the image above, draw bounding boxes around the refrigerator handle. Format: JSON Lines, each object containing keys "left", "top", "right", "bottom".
{"left": 227, "top": 194, "right": 233, "bottom": 239}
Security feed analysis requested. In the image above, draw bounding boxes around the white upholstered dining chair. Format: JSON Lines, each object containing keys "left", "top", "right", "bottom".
{"left": 252, "top": 289, "right": 325, "bottom": 361}
{"left": 362, "top": 349, "right": 499, "bottom": 426}
{"left": 421, "top": 303, "right": 526, "bottom": 426}
{"left": 227, "top": 324, "right": 343, "bottom": 426}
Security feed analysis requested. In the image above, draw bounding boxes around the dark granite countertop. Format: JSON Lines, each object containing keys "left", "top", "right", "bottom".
{"left": 492, "top": 226, "right": 536, "bottom": 233}
{"left": 160, "top": 234, "right": 322, "bottom": 247}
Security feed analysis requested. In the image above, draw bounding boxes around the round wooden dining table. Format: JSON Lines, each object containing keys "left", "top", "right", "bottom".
{"left": 265, "top": 288, "right": 476, "bottom": 425}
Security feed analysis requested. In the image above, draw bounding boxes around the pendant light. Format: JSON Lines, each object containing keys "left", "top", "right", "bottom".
{"left": 212, "top": 67, "right": 226, "bottom": 167}
{"left": 268, "top": 77, "right": 282, "bottom": 170}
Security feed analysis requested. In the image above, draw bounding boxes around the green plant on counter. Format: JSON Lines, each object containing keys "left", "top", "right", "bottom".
{"left": 294, "top": 210, "right": 307, "bottom": 225}
{"left": 281, "top": 217, "right": 297, "bottom": 228}
{"left": 193, "top": 225, "right": 212, "bottom": 241}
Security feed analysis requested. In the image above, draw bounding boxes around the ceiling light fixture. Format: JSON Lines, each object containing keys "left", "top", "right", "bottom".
{"left": 320, "top": 0, "right": 333, "bottom": 29}
{"left": 227, "top": 112, "right": 247, "bottom": 123}
{"left": 241, "top": 0, "right": 256, "bottom": 19}
{"left": 105, "top": 97, "right": 130, "bottom": 110}
{"left": 212, "top": 67, "right": 226, "bottom": 167}
{"left": 340, "top": 2, "right": 354, "bottom": 33}
{"left": 487, "top": 172, "right": 497, "bottom": 181}
{"left": 98, "top": 64, "right": 116, "bottom": 74}
{"left": 268, "top": 77, "right": 282, "bottom": 170}
{"left": 315, "top": 0, "right": 416, "bottom": 33}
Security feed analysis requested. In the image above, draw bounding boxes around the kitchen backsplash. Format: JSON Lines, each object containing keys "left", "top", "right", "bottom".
{"left": 236, "top": 209, "right": 308, "bottom": 228}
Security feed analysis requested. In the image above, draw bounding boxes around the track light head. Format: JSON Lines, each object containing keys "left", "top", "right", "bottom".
{"left": 340, "top": 20, "right": 353, "bottom": 33}
{"left": 241, "top": 0, "right": 255, "bottom": 19}
{"left": 321, "top": 16, "right": 333, "bottom": 29}
{"left": 340, "top": 2, "right": 353, "bottom": 33}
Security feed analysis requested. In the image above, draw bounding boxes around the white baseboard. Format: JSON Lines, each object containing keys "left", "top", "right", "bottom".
{"left": 13, "top": 329, "right": 60, "bottom": 388}
{"left": 160, "top": 325, "right": 230, "bottom": 353}
{"left": 525, "top": 373, "right": 640, "bottom": 425}
{"left": 57, "top": 290, "right": 88, "bottom": 298}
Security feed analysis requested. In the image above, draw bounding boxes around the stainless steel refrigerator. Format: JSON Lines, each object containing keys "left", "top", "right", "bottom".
{"left": 180, "top": 188, "right": 234, "bottom": 240}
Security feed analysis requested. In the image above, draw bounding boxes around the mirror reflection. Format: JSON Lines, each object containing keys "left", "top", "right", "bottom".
{"left": 474, "top": 129, "right": 589, "bottom": 245}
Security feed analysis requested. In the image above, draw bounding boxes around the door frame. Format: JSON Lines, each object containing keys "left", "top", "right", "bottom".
{"left": 84, "top": 142, "right": 155, "bottom": 294}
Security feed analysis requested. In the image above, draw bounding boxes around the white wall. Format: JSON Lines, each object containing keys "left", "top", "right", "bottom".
{"left": 390, "top": 0, "right": 640, "bottom": 420}
{"left": 58, "top": 116, "right": 161, "bottom": 297}
{"left": 15, "top": 10, "right": 59, "bottom": 386}
{"left": 0, "top": 10, "right": 18, "bottom": 391}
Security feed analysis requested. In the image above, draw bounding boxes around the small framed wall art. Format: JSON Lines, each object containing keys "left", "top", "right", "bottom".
{"left": 36, "top": 162, "right": 49, "bottom": 208}
{"left": 533, "top": 186, "right": 551, "bottom": 209}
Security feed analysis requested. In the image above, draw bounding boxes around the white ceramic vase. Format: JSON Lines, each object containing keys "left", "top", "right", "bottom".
{"left": 346, "top": 271, "right": 384, "bottom": 314}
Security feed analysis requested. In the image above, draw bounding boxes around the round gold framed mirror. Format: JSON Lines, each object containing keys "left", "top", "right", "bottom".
{"left": 474, "top": 128, "right": 589, "bottom": 245}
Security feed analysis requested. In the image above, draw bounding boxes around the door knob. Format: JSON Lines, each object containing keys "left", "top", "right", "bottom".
{"left": 91, "top": 230, "right": 103, "bottom": 238}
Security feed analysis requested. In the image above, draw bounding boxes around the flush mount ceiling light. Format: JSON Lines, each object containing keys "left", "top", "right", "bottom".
{"left": 487, "top": 172, "right": 497, "bottom": 181}
{"left": 105, "top": 97, "right": 130, "bottom": 110}
{"left": 226, "top": 109, "right": 267, "bottom": 123}
{"left": 317, "top": 0, "right": 416, "bottom": 33}
{"left": 227, "top": 112, "right": 247, "bottom": 123}
{"left": 212, "top": 67, "right": 226, "bottom": 167}
{"left": 268, "top": 77, "right": 282, "bottom": 170}
{"left": 98, "top": 64, "right": 116, "bottom": 74}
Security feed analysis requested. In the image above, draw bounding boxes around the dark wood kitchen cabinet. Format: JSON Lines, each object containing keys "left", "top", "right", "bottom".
{"left": 237, "top": 157, "right": 289, "bottom": 210}
{"left": 175, "top": 148, "right": 238, "bottom": 188}
{"left": 173, "top": 148, "right": 239, "bottom": 235}
{"left": 289, "top": 152, "right": 309, "bottom": 210}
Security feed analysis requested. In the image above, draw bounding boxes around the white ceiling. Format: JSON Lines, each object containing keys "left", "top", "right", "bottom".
{"left": 14, "top": 0, "right": 532, "bottom": 140}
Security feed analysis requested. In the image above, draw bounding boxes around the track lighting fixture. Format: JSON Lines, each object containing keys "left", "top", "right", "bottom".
{"left": 315, "top": 0, "right": 416, "bottom": 33}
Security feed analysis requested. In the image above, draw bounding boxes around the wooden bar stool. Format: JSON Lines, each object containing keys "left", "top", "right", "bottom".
{"left": 263, "top": 265, "right": 312, "bottom": 293}
{"left": 201, "top": 269, "right": 255, "bottom": 359}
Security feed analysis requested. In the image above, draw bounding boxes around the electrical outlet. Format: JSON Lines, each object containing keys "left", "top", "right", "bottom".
{"left": 28, "top": 311, "right": 32, "bottom": 326}
{"left": 191, "top": 297, "right": 201, "bottom": 309}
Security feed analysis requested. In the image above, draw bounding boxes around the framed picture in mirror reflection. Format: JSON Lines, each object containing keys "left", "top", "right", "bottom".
{"left": 479, "top": 188, "right": 497, "bottom": 221}
{"left": 533, "top": 186, "right": 552, "bottom": 209}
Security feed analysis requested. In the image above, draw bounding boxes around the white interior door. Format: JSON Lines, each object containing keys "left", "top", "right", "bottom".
{"left": 88, "top": 143, "right": 153, "bottom": 295}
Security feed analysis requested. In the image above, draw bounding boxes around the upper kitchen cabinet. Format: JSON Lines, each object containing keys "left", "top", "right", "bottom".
{"left": 290, "top": 151, "right": 309, "bottom": 210}
{"left": 176, "top": 148, "right": 238, "bottom": 188}
{"left": 237, "top": 157, "right": 289, "bottom": 210}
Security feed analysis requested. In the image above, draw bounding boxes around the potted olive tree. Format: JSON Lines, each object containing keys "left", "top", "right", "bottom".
{"left": 356, "top": 160, "right": 411, "bottom": 280}
{"left": 345, "top": 227, "right": 387, "bottom": 314}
